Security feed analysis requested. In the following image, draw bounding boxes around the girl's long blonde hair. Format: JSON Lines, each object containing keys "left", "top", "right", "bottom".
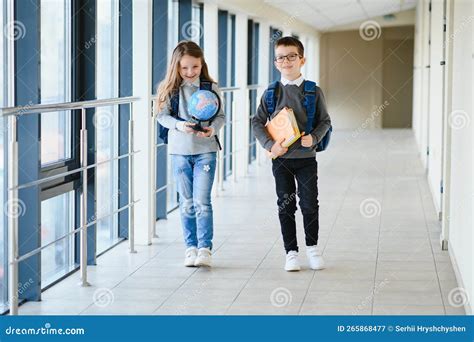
{"left": 156, "top": 41, "right": 216, "bottom": 112}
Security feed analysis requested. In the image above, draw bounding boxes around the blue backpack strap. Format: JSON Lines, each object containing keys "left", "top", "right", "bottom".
{"left": 170, "top": 91, "right": 179, "bottom": 117}
{"left": 199, "top": 78, "right": 212, "bottom": 91}
{"left": 303, "top": 80, "right": 317, "bottom": 135}
{"left": 265, "top": 81, "right": 279, "bottom": 117}
{"left": 158, "top": 90, "right": 180, "bottom": 144}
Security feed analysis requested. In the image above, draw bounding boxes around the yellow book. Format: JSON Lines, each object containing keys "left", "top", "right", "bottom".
{"left": 265, "top": 107, "right": 301, "bottom": 150}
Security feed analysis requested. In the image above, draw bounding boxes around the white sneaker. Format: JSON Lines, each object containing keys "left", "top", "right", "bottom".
{"left": 184, "top": 247, "right": 198, "bottom": 267}
{"left": 306, "top": 246, "right": 325, "bottom": 270}
{"left": 285, "top": 251, "right": 301, "bottom": 272}
{"left": 194, "top": 247, "right": 212, "bottom": 267}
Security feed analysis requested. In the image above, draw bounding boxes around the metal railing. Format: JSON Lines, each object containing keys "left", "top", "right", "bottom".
{"left": 0, "top": 96, "right": 140, "bottom": 315}
{"left": 246, "top": 84, "right": 264, "bottom": 167}
{"left": 217, "top": 86, "right": 240, "bottom": 190}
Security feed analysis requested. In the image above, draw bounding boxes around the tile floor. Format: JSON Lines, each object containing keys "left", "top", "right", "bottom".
{"left": 19, "top": 130, "right": 466, "bottom": 315}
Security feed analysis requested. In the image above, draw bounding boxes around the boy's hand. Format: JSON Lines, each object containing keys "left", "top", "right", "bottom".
{"left": 300, "top": 131, "right": 313, "bottom": 147}
{"left": 196, "top": 127, "right": 214, "bottom": 138}
{"left": 270, "top": 138, "right": 288, "bottom": 158}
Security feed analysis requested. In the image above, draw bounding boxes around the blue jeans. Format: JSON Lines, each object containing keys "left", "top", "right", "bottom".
{"left": 172, "top": 152, "right": 217, "bottom": 249}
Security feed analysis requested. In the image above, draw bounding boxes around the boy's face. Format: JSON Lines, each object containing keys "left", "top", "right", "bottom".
{"left": 179, "top": 55, "right": 202, "bottom": 83}
{"left": 274, "top": 45, "right": 305, "bottom": 80}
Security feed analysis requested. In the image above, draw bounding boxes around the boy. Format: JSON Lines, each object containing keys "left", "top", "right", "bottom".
{"left": 251, "top": 36, "right": 331, "bottom": 271}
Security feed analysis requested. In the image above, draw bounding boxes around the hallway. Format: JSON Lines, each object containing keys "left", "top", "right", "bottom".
{"left": 18, "top": 129, "right": 464, "bottom": 315}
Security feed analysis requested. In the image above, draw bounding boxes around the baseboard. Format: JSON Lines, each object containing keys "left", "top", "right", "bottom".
{"left": 448, "top": 241, "right": 472, "bottom": 315}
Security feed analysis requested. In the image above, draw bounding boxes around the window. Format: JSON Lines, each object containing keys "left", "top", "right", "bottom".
{"left": 39, "top": 0, "right": 78, "bottom": 288}
{"left": 190, "top": 3, "right": 203, "bottom": 45}
{"left": 41, "top": 191, "right": 75, "bottom": 287}
{"left": 167, "top": 0, "right": 179, "bottom": 62}
{"left": 40, "top": 0, "right": 72, "bottom": 165}
{"left": 248, "top": 20, "right": 259, "bottom": 163}
{"left": 218, "top": 10, "right": 236, "bottom": 179}
{"left": 96, "top": 0, "right": 120, "bottom": 253}
{"left": 269, "top": 27, "right": 282, "bottom": 82}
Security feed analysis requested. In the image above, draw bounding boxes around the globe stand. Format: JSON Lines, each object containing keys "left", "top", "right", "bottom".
{"left": 189, "top": 122, "right": 206, "bottom": 132}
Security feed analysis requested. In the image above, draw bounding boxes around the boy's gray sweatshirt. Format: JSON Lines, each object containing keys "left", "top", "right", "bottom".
{"left": 157, "top": 79, "right": 225, "bottom": 155}
{"left": 251, "top": 81, "right": 332, "bottom": 159}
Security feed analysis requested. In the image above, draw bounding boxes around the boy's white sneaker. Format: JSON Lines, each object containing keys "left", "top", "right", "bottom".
{"left": 285, "top": 251, "right": 301, "bottom": 272}
{"left": 184, "top": 247, "right": 198, "bottom": 267}
{"left": 194, "top": 247, "right": 212, "bottom": 267}
{"left": 306, "top": 246, "right": 325, "bottom": 270}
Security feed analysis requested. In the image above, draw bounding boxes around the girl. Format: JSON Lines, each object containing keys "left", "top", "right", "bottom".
{"left": 156, "top": 41, "right": 224, "bottom": 267}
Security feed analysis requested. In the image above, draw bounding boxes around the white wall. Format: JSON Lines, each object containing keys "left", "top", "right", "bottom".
{"left": 413, "top": 0, "right": 473, "bottom": 314}
{"left": 132, "top": 0, "right": 154, "bottom": 245}
{"left": 427, "top": 0, "right": 445, "bottom": 216}
{"left": 444, "top": 0, "right": 473, "bottom": 315}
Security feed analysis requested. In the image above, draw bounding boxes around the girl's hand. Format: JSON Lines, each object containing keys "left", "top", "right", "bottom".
{"left": 300, "top": 131, "right": 313, "bottom": 147}
{"left": 176, "top": 121, "right": 196, "bottom": 134}
{"left": 196, "top": 127, "right": 214, "bottom": 138}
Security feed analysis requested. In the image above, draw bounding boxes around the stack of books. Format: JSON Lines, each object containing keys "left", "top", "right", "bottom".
{"left": 265, "top": 107, "right": 301, "bottom": 158}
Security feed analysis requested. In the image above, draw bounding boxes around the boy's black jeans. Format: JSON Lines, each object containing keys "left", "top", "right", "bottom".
{"left": 272, "top": 157, "right": 319, "bottom": 253}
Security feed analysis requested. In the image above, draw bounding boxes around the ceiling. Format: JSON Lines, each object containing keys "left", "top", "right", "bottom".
{"left": 264, "top": 0, "right": 417, "bottom": 30}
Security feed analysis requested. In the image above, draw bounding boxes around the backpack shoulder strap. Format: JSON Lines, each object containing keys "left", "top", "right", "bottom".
{"left": 199, "top": 78, "right": 213, "bottom": 91}
{"left": 170, "top": 90, "right": 179, "bottom": 117}
{"left": 264, "top": 81, "right": 280, "bottom": 117}
{"left": 303, "top": 80, "right": 317, "bottom": 134}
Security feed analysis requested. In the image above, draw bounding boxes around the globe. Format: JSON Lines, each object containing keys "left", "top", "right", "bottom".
{"left": 188, "top": 90, "right": 220, "bottom": 121}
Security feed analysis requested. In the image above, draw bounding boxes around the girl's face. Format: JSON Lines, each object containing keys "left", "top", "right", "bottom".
{"left": 179, "top": 55, "right": 202, "bottom": 83}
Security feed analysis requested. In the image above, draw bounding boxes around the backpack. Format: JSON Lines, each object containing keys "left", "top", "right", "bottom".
{"left": 264, "top": 80, "right": 332, "bottom": 152}
{"left": 158, "top": 78, "right": 221, "bottom": 150}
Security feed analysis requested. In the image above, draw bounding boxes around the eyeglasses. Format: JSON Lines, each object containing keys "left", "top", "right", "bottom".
{"left": 274, "top": 53, "right": 302, "bottom": 63}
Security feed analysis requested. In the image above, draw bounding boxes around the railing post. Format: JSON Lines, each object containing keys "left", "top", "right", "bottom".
{"left": 8, "top": 115, "right": 19, "bottom": 315}
{"left": 231, "top": 95, "right": 237, "bottom": 182}
{"left": 218, "top": 128, "right": 225, "bottom": 191}
{"left": 150, "top": 100, "right": 158, "bottom": 238}
{"left": 79, "top": 108, "right": 90, "bottom": 287}
{"left": 128, "top": 103, "right": 137, "bottom": 253}
{"left": 244, "top": 88, "right": 250, "bottom": 176}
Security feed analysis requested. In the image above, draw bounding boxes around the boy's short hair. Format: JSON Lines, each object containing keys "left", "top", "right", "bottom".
{"left": 275, "top": 36, "right": 304, "bottom": 56}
